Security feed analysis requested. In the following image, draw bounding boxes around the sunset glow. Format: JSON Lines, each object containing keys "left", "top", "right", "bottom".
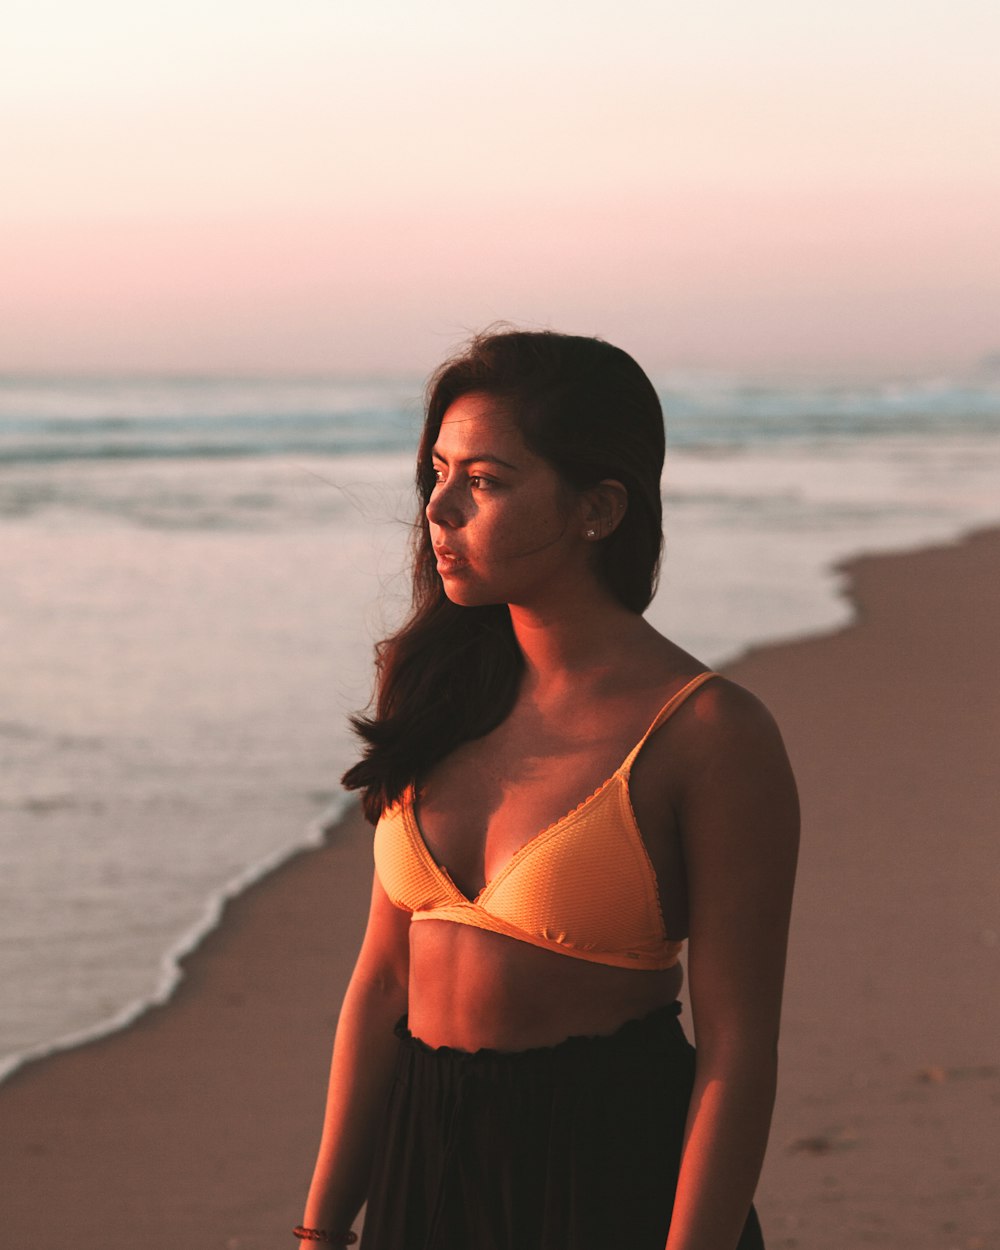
{"left": 4, "top": 0, "right": 999, "bottom": 373}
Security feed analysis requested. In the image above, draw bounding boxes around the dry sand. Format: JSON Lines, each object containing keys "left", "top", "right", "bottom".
{"left": 2, "top": 528, "right": 998, "bottom": 1250}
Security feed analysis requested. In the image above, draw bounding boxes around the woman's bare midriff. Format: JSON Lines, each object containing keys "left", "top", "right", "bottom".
{"left": 405, "top": 919, "right": 684, "bottom": 1052}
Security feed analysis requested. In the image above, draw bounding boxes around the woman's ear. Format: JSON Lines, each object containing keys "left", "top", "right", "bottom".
{"left": 581, "top": 479, "right": 628, "bottom": 541}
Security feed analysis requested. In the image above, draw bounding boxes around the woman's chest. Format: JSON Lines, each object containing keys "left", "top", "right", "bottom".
{"left": 414, "top": 715, "right": 680, "bottom": 906}
{"left": 417, "top": 730, "right": 601, "bottom": 888}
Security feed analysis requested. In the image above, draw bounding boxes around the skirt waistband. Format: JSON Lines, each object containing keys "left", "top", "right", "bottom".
{"left": 394, "top": 1000, "right": 686, "bottom": 1070}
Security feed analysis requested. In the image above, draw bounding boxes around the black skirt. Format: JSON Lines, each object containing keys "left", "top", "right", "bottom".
{"left": 362, "top": 1001, "right": 765, "bottom": 1250}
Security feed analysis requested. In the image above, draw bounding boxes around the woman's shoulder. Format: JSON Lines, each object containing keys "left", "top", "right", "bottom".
{"left": 629, "top": 632, "right": 776, "bottom": 729}
{"left": 660, "top": 672, "right": 798, "bottom": 831}
{"left": 667, "top": 671, "right": 788, "bottom": 767}
{"left": 687, "top": 671, "right": 780, "bottom": 734}
{"left": 630, "top": 639, "right": 790, "bottom": 784}
{"left": 627, "top": 659, "right": 798, "bottom": 873}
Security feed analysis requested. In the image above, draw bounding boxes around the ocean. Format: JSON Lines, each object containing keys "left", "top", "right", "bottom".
{"left": 2, "top": 370, "right": 999, "bottom": 1082}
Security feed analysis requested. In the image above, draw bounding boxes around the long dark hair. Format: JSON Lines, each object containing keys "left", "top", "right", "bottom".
{"left": 341, "top": 327, "right": 666, "bottom": 823}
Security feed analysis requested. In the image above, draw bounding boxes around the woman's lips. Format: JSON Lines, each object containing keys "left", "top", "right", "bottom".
{"left": 434, "top": 545, "right": 469, "bottom": 573}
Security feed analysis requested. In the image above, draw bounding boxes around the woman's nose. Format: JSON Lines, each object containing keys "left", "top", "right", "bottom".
{"left": 425, "top": 483, "right": 465, "bottom": 529}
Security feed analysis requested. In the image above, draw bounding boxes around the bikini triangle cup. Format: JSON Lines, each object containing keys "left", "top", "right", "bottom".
{"left": 373, "top": 671, "right": 719, "bottom": 970}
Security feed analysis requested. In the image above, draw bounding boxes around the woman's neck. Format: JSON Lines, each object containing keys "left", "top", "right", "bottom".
{"left": 508, "top": 594, "right": 658, "bottom": 703}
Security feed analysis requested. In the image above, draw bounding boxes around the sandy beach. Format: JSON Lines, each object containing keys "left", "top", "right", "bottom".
{"left": 3, "top": 527, "right": 998, "bottom": 1250}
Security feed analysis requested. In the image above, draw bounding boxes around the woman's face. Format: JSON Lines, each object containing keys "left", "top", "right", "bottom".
{"left": 425, "top": 393, "right": 591, "bottom": 609}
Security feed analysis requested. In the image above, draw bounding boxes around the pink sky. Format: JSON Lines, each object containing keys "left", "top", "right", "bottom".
{"left": 4, "top": 0, "right": 999, "bottom": 374}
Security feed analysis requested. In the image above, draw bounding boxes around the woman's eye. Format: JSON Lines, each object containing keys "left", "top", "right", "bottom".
{"left": 432, "top": 466, "right": 495, "bottom": 490}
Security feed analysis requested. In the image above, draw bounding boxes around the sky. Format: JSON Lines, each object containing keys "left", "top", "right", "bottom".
{"left": 3, "top": 0, "right": 999, "bottom": 375}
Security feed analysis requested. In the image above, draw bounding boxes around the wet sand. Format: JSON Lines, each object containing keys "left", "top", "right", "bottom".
{"left": 3, "top": 528, "right": 999, "bottom": 1250}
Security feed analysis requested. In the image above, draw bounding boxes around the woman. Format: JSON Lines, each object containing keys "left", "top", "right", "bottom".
{"left": 297, "top": 328, "right": 799, "bottom": 1249}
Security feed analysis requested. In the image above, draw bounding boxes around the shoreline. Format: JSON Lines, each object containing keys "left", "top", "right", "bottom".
{"left": 3, "top": 794, "right": 378, "bottom": 1247}
{"left": 4, "top": 526, "right": 999, "bottom": 1248}
{"left": 0, "top": 793, "right": 354, "bottom": 1087}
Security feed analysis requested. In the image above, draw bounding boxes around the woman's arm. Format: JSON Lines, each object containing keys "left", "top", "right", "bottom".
{"left": 667, "top": 680, "right": 800, "bottom": 1250}
{"left": 300, "top": 872, "right": 411, "bottom": 1237}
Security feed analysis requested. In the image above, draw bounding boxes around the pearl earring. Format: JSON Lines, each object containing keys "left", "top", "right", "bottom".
{"left": 586, "top": 528, "right": 596, "bottom": 538}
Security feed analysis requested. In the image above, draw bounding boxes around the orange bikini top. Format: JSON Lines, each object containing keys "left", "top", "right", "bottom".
{"left": 373, "top": 671, "right": 719, "bottom": 970}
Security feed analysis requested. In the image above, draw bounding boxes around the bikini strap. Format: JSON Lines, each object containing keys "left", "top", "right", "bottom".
{"left": 621, "top": 671, "right": 720, "bottom": 775}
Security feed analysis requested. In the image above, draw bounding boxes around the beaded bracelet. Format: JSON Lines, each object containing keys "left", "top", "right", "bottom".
{"left": 293, "top": 1224, "right": 358, "bottom": 1245}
